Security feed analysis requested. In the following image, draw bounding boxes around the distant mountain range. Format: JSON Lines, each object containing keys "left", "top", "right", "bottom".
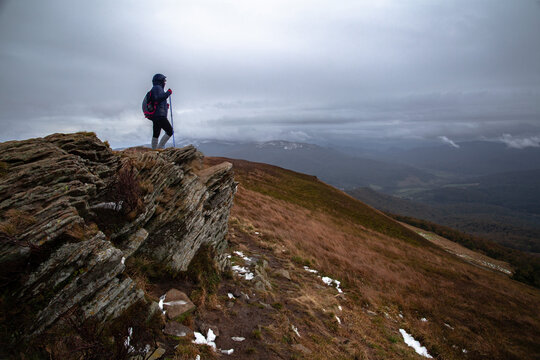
{"left": 368, "top": 140, "right": 540, "bottom": 177}
{"left": 191, "top": 139, "right": 439, "bottom": 191}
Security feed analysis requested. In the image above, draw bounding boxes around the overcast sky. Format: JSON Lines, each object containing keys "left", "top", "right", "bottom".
{"left": 1, "top": 0, "right": 539, "bottom": 148}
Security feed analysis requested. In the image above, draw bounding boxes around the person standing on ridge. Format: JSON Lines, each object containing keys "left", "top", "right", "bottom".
{"left": 148, "top": 73, "right": 173, "bottom": 149}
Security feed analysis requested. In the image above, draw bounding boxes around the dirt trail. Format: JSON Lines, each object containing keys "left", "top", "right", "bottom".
{"left": 400, "top": 222, "right": 513, "bottom": 276}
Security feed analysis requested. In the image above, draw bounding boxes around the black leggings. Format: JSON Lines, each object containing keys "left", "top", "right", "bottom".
{"left": 151, "top": 116, "right": 174, "bottom": 138}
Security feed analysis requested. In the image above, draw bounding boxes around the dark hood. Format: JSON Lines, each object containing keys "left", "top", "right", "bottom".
{"left": 152, "top": 73, "right": 166, "bottom": 86}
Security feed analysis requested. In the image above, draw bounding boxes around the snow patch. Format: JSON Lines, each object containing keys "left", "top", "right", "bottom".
{"left": 399, "top": 329, "right": 433, "bottom": 358}
{"left": 291, "top": 325, "right": 301, "bottom": 337}
{"left": 232, "top": 337, "right": 245, "bottom": 342}
{"left": 421, "top": 317, "right": 428, "bottom": 322}
{"left": 321, "top": 276, "right": 343, "bottom": 293}
{"left": 121, "top": 257, "right": 125, "bottom": 265}
{"left": 228, "top": 293, "right": 235, "bottom": 299}
{"left": 123, "top": 327, "right": 136, "bottom": 353}
{"left": 338, "top": 305, "right": 342, "bottom": 311}
{"left": 193, "top": 329, "right": 234, "bottom": 354}
{"left": 444, "top": 323, "right": 454, "bottom": 330}
{"left": 158, "top": 294, "right": 167, "bottom": 314}
{"left": 234, "top": 251, "right": 252, "bottom": 262}
{"left": 193, "top": 329, "right": 217, "bottom": 350}
{"left": 163, "top": 300, "right": 188, "bottom": 306}
{"left": 231, "top": 265, "right": 254, "bottom": 280}
{"left": 335, "top": 316, "right": 341, "bottom": 324}
{"left": 303, "top": 266, "right": 318, "bottom": 273}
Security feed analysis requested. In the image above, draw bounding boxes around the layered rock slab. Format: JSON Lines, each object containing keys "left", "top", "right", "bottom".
{"left": 0, "top": 132, "right": 236, "bottom": 339}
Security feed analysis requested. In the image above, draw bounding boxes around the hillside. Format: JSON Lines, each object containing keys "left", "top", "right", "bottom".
{"left": 204, "top": 157, "right": 540, "bottom": 360}
{"left": 2, "top": 134, "right": 539, "bottom": 359}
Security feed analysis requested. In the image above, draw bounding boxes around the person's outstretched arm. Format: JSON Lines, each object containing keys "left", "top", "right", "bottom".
{"left": 151, "top": 86, "right": 172, "bottom": 102}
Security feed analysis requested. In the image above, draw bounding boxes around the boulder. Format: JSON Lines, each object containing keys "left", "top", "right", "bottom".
{"left": 163, "top": 322, "right": 193, "bottom": 337}
{"left": 275, "top": 269, "right": 291, "bottom": 280}
{"left": 162, "top": 289, "right": 196, "bottom": 320}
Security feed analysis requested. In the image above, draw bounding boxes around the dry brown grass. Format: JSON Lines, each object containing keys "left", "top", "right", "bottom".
{"left": 0, "top": 209, "right": 36, "bottom": 237}
{"left": 208, "top": 157, "right": 540, "bottom": 360}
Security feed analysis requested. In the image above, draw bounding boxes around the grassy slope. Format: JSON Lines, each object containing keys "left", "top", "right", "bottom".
{"left": 208, "top": 157, "right": 540, "bottom": 360}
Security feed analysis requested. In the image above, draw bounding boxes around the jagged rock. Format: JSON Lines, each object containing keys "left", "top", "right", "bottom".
{"left": 20, "top": 231, "right": 143, "bottom": 334}
{"left": 275, "top": 269, "right": 291, "bottom": 280}
{"left": 146, "top": 347, "right": 166, "bottom": 360}
{"left": 119, "top": 228, "right": 149, "bottom": 258}
{"left": 254, "top": 262, "right": 272, "bottom": 291}
{"left": 162, "top": 289, "right": 196, "bottom": 320}
{"left": 136, "top": 153, "right": 236, "bottom": 271}
{"left": 163, "top": 322, "right": 193, "bottom": 337}
{"left": 0, "top": 132, "right": 236, "bottom": 341}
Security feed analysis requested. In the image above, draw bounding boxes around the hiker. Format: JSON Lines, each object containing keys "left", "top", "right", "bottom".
{"left": 148, "top": 73, "right": 173, "bottom": 149}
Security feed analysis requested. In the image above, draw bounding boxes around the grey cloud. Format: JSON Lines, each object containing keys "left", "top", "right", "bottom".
{"left": 438, "top": 136, "right": 460, "bottom": 148}
{"left": 0, "top": 0, "right": 540, "bottom": 148}
{"left": 499, "top": 134, "right": 540, "bottom": 149}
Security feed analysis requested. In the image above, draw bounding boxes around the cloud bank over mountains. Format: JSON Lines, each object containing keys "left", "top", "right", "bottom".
{"left": 0, "top": 0, "right": 539, "bottom": 148}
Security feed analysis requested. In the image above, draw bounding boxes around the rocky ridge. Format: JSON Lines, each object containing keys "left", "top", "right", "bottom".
{"left": 0, "top": 133, "right": 236, "bottom": 347}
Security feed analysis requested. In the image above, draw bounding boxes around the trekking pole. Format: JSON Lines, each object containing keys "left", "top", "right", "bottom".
{"left": 169, "top": 95, "right": 176, "bottom": 148}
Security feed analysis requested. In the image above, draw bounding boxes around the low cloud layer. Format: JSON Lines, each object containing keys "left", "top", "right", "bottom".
{"left": 438, "top": 136, "right": 460, "bottom": 148}
{"left": 499, "top": 134, "right": 540, "bottom": 149}
{"left": 1, "top": 0, "right": 539, "bottom": 148}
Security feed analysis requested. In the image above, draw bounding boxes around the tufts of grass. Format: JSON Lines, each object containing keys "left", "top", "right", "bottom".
{"left": 0, "top": 161, "right": 8, "bottom": 177}
{"left": 186, "top": 245, "right": 221, "bottom": 295}
{"left": 0, "top": 209, "right": 36, "bottom": 237}
{"left": 252, "top": 329, "right": 262, "bottom": 340}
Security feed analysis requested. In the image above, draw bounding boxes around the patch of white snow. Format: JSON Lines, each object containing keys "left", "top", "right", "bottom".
{"left": 221, "top": 349, "right": 234, "bottom": 355}
{"left": 335, "top": 316, "right": 341, "bottom": 324}
{"left": 233, "top": 251, "right": 252, "bottom": 262}
{"left": 163, "top": 300, "right": 188, "bottom": 306}
{"left": 421, "top": 317, "right": 428, "bottom": 322}
{"left": 232, "top": 337, "right": 245, "bottom": 342}
{"left": 291, "top": 325, "right": 301, "bottom": 337}
{"left": 228, "top": 293, "right": 234, "bottom": 299}
{"left": 207, "top": 329, "right": 216, "bottom": 343}
{"left": 338, "top": 305, "right": 342, "bottom": 311}
{"left": 193, "top": 331, "right": 217, "bottom": 350}
{"left": 321, "top": 276, "right": 343, "bottom": 293}
{"left": 399, "top": 329, "right": 433, "bottom": 358}
{"left": 158, "top": 294, "right": 166, "bottom": 314}
{"left": 121, "top": 257, "right": 125, "bottom": 265}
{"left": 231, "top": 265, "right": 255, "bottom": 280}
{"left": 303, "top": 266, "right": 318, "bottom": 273}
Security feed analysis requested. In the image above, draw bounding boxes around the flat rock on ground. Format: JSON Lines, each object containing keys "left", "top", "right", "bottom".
{"left": 162, "top": 288, "right": 196, "bottom": 320}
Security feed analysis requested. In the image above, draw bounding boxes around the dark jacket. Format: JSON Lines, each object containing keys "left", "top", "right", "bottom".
{"left": 150, "top": 74, "right": 170, "bottom": 118}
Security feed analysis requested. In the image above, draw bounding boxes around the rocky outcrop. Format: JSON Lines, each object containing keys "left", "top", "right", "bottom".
{"left": 0, "top": 132, "right": 236, "bottom": 338}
